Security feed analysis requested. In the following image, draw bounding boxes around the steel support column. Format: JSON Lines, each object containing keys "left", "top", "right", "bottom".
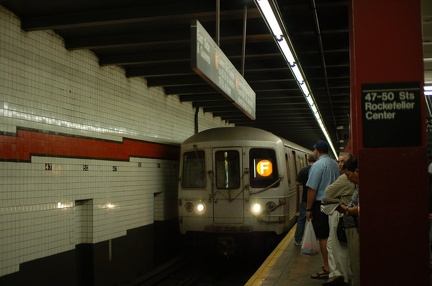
{"left": 349, "top": 0, "right": 428, "bottom": 284}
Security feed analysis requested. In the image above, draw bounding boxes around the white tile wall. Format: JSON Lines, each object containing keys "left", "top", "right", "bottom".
{"left": 0, "top": 6, "right": 233, "bottom": 277}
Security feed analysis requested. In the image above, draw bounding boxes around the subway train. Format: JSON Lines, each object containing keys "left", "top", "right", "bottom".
{"left": 177, "top": 126, "right": 312, "bottom": 255}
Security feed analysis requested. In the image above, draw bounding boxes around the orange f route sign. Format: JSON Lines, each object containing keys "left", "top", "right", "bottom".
{"left": 256, "top": 160, "right": 273, "bottom": 177}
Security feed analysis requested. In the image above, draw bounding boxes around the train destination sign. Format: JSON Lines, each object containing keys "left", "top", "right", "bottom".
{"left": 191, "top": 20, "right": 256, "bottom": 120}
{"left": 255, "top": 159, "right": 273, "bottom": 177}
{"left": 361, "top": 82, "right": 422, "bottom": 147}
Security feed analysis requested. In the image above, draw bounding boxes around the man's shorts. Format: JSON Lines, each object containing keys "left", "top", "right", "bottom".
{"left": 311, "top": 202, "right": 329, "bottom": 239}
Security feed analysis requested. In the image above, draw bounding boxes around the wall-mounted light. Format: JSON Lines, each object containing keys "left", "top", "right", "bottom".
{"left": 57, "top": 202, "right": 74, "bottom": 209}
{"left": 105, "top": 203, "right": 116, "bottom": 209}
{"left": 255, "top": 0, "right": 337, "bottom": 157}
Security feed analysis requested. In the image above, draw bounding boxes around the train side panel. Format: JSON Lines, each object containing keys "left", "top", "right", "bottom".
{"left": 283, "top": 145, "right": 309, "bottom": 227}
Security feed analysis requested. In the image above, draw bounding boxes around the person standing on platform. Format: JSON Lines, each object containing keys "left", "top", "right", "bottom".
{"left": 306, "top": 141, "right": 340, "bottom": 280}
{"left": 294, "top": 153, "right": 316, "bottom": 246}
{"left": 337, "top": 157, "right": 360, "bottom": 286}
{"left": 321, "top": 152, "right": 355, "bottom": 285}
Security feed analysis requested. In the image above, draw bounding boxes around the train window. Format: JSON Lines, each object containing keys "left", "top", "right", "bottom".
{"left": 249, "top": 148, "right": 279, "bottom": 188}
{"left": 215, "top": 150, "right": 240, "bottom": 189}
{"left": 182, "top": 151, "right": 206, "bottom": 188}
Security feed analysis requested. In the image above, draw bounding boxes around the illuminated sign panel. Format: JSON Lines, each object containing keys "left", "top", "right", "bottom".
{"left": 254, "top": 159, "right": 273, "bottom": 178}
{"left": 191, "top": 20, "right": 256, "bottom": 120}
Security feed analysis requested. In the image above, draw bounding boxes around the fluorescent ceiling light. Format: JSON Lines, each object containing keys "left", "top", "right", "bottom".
{"left": 255, "top": 0, "right": 338, "bottom": 157}
{"left": 278, "top": 39, "right": 295, "bottom": 64}
{"left": 291, "top": 64, "right": 304, "bottom": 84}
{"left": 257, "top": 0, "right": 283, "bottom": 39}
{"left": 300, "top": 83, "right": 309, "bottom": 95}
{"left": 311, "top": 105, "right": 318, "bottom": 113}
{"left": 425, "top": 85, "right": 432, "bottom": 96}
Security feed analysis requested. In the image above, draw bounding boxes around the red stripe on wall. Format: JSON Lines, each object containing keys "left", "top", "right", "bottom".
{"left": 0, "top": 129, "right": 179, "bottom": 161}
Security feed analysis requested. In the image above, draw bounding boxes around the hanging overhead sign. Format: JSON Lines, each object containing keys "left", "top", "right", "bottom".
{"left": 361, "top": 82, "right": 422, "bottom": 147}
{"left": 191, "top": 20, "right": 256, "bottom": 120}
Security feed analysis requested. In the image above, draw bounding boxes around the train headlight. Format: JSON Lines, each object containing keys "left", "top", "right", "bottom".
{"left": 184, "top": 201, "right": 206, "bottom": 214}
{"left": 251, "top": 203, "right": 262, "bottom": 216}
{"left": 195, "top": 201, "right": 206, "bottom": 214}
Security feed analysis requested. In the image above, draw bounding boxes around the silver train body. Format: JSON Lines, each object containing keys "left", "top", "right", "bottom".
{"left": 178, "top": 126, "right": 312, "bottom": 237}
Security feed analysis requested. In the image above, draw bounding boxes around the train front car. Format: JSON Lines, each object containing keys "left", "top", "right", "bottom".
{"left": 178, "top": 127, "right": 308, "bottom": 256}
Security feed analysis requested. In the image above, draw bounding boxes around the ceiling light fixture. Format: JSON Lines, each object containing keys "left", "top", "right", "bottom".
{"left": 425, "top": 84, "right": 432, "bottom": 96}
{"left": 255, "top": 0, "right": 338, "bottom": 157}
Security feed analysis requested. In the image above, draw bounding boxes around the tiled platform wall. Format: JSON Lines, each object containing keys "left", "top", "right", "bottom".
{"left": 0, "top": 6, "right": 231, "bottom": 279}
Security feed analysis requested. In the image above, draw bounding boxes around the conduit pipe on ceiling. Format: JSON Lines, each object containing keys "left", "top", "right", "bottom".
{"left": 216, "top": 0, "right": 220, "bottom": 46}
{"left": 311, "top": 0, "right": 339, "bottom": 140}
{"left": 241, "top": 5, "right": 247, "bottom": 76}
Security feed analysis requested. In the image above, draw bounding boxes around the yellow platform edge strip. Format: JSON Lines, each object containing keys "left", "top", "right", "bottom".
{"left": 244, "top": 226, "right": 296, "bottom": 286}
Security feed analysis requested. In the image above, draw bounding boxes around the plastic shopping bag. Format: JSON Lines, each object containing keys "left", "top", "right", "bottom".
{"left": 301, "top": 220, "right": 320, "bottom": 255}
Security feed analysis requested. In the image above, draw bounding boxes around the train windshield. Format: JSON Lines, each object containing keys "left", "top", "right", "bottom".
{"left": 215, "top": 150, "right": 240, "bottom": 189}
{"left": 249, "top": 148, "right": 279, "bottom": 188}
{"left": 182, "top": 150, "right": 206, "bottom": 188}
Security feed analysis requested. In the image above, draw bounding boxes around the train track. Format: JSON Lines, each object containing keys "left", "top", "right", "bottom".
{"left": 125, "top": 254, "right": 202, "bottom": 286}
{"left": 125, "top": 252, "right": 258, "bottom": 286}
{"left": 125, "top": 232, "right": 285, "bottom": 286}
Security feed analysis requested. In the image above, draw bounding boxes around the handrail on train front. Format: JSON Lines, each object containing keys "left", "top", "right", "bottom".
{"left": 249, "top": 175, "right": 284, "bottom": 195}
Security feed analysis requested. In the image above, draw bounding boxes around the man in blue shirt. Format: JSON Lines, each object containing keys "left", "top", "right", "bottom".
{"left": 306, "top": 140, "right": 339, "bottom": 280}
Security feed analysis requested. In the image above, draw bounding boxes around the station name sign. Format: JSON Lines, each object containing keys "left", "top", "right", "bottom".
{"left": 361, "top": 82, "right": 422, "bottom": 147}
{"left": 191, "top": 20, "right": 256, "bottom": 120}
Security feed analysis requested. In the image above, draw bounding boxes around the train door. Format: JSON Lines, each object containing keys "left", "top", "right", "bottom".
{"left": 291, "top": 150, "right": 299, "bottom": 183}
{"left": 212, "top": 148, "right": 243, "bottom": 224}
{"left": 284, "top": 152, "right": 291, "bottom": 187}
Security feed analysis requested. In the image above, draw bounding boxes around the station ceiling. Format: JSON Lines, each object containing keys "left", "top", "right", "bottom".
{"left": 1, "top": 0, "right": 430, "bottom": 151}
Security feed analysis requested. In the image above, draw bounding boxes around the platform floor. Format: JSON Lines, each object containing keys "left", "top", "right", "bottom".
{"left": 246, "top": 225, "right": 432, "bottom": 286}
{"left": 245, "top": 225, "right": 339, "bottom": 286}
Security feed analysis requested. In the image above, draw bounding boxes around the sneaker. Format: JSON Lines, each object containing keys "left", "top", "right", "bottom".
{"left": 294, "top": 241, "right": 301, "bottom": 246}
